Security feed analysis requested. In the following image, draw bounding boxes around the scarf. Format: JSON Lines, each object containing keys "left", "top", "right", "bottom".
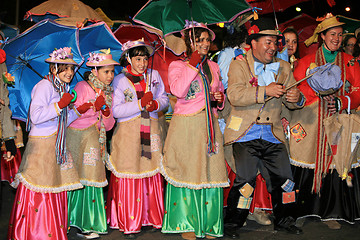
{"left": 88, "top": 73, "right": 113, "bottom": 163}
{"left": 198, "top": 60, "right": 217, "bottom": 156}
{"left": 125, "top": 65, "right": 151, "bottom": 159}
{"left": 48, "top": 74, "right": 69, "bottom": 165}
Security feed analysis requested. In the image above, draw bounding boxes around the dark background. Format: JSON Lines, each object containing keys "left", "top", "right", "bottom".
{"left": 1, "top": 0, "right": 359, "bottom": 33}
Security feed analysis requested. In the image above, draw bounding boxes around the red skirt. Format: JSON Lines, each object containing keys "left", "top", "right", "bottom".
{"left": 1, "top": 149, "right": 22, "bottom": 184}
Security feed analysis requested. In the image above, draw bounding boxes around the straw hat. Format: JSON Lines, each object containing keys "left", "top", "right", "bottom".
{"left": 180, "top": 20, "right": 215, "bottom": 41}
{"left": 45, "top": 47, "right": 78, "bottom": 65}
{"left": 305, "top": 13, "right": 345, "bottom": 46}
{"left": 246, "top": 18, "right": 281, "bottom": 44}
{"left": 355, "top": 27, "right": 360, "bottom": 39}
{"left": 86, "top": 48, "right": 119, "bottom": 67}
{"left": 121, "top": 38, "right": 154, "bottom": 58}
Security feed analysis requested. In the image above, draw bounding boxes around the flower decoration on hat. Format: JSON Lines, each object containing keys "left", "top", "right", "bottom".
{"left": 248, "top": 25, "right": 260, "bottom": 36}
{"left": 2, "top": 72, "right": 15, "bottom": 85}
{"left": 88, "top": 52, "right": 107, "bottom": 64}
{"left": 49, "top": 47, "right": 73, "bottom": 61}
{"left": 121, "top": 38, "right": 144, "bottom": 52}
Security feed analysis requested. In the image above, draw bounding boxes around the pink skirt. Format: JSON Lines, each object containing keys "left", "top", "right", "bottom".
{"left": 8, "top": 183, "right": 68, "bottom": 240}
{"left": 1, "top": 149, "right": 21, "bottom": 184}
{"left": 106, "top": 173, "right": 164, "bottom": 234}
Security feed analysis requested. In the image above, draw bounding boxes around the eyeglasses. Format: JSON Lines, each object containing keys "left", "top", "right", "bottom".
{"left": 346, "top": 44, "right": 355, "bottom": 47}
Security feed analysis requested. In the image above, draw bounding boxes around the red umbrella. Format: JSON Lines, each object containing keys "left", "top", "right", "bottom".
{"left": 114, "top": 25, "right": 184, "bottom": 93}
{"left": 279, "top": 13, "right": 319, "bottom": 58}
{"left": 247, "top": 0, "right": 310, "bottom": 14}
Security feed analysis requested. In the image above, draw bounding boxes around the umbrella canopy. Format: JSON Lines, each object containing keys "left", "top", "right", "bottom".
{"left": 0, "top": 21, "right": 20, "bottom": 41}
{"left": 77, "top": 22, "right": 123, "bottom": 79}
{"left": 3, "top": 19, "right": 83, "bottom": 121}
{"left": 133, "top": 0, "right": 252, "bottom": 36}
{"left": 114, "top": 24, "right": 184, "bottom": 93}
{"left": 24, "top": 0, "right": 103, "bottom": 26}
{"left": 337, "top": 15, "right": 360, "bottom": 34}
{"left": 247, "top": 0, "right": 310, "bottom": 14}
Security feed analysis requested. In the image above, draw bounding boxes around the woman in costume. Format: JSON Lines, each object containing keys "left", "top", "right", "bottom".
{"left": 283, "top": 27, "right": 300, "bottom": 70}
{"left": 161, "top": 21, "right": 229, "bottom": 240}
{"left": 106, "top": 39, "right": 168, "bottom": 238}
{"left": 289, "top": 14, "right": 360, "bottom": 229}
{"left": 66, "top": 49, "right": 118, "bottom": 238}
{"left": 8, "top": 47, "right": 90, "bottom": 239}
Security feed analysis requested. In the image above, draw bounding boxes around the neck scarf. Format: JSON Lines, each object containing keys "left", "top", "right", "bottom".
{"left": 254, "top": 60, "right": 280, "bottom": 86}
{"left": 88, "top": 73, "right": 113, "bottom": 162}
{"left": 125, "top": 66, "right": 151, "bottom": 159}
{"left": 198, "top": 59, "right": 217, "bottom": 156}
{"left": 322, "top": 44, "right": 338, "bottom": 63}
{"left": 48, "top": 74, "right": 69, "bottom": 165}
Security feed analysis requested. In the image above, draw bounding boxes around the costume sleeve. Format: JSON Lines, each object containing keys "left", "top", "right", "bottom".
{"left": 227, "top": 59, "right": 266, "bottom": 106}
{"left": 217, "top": 48, "right": 234, "bottom": 90}
{"left": 151, "top": 70, "right": 169, "bottom": 112}
{"left": 168, "top": 61, "right": 199, "bottom": 99}
{"left": 112, "top": 75, "right": 142, "bottom": 119}
{"left": 337, "top": 59, "right": 360, "bottom": 111}
{"left": 29, "top": 80, "right": 63, "bottom": 125}
{"left": 73, "top": 81, "right": 96, "bottom": 121}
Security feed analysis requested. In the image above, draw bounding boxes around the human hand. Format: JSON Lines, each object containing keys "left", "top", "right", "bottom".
{"left": 189, "top": 50, "right": 202, "bottom": 67}
{"left": 211, "top": 91, "right": 225, "bottom": 103}
{"left": 58, "top": 93, "right": 73, "bottom": 109}
{"left": 265, "top": 82, "right": 286, "bottom": 98}
{"left": 286, "top": 87, "right": 301, "bottom": 103}
{"left": 141, "top": 92, "right": 153, "bottom": 108}
{"left": 323, "top": 94, "right": 337, "bottom": 114}
{"left": 146, "top": 100, "right": 158, "bottom": 112}
{"left": 76, "top": 102, "right": 93, "bottom": 114}
{"left": 4, "top": 139, "right": 16, "bottom": 161}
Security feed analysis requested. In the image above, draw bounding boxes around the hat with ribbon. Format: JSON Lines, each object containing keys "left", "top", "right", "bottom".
{"left": 86, "top": 48, "right": 120, "bottom": 67}
{"left": 246, "top": 18, "right": 281, "bottom": 45}
{"left": 305, "top": 13, "right": 345, "bottom": 46}
{"left": 45, "top": 47, "right": 78, "bottom": 65}
{"left": 121, "top": 38, "right": 154, "bottom": 58}
{"left": 180, "top": 20, "right": 216, "bottom": 41}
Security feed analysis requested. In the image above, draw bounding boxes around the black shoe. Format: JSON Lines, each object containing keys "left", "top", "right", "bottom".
{"left": 124, "top": 233, "right": 137, "bottom": 239}
{"left": 224, "top": 226, "right": 239, "bottom": 239}
{"left": 274, "top": 224, "right": 303, "bottom": 235}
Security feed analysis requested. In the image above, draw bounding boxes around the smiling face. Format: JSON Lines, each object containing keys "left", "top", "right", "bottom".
{"left": 321, "top": 26, "right": 343, "bottom": 52}
{"left": 284, "top": 32, "right": 298, "bottom": 57}
{"left": 194, "top": 31, "right": 211, "bottom": 57}
{"left": 51, "top": 64, "right": 75, "bottom": 84}
{"left": 251, "top": 35, "right": 278, "bottom": 64}
{"left": 344, "top": 36, "right": 356, "bottom": 55}
{"left": 130, "top": 55, "right": 149, "bottom": 75}
{"left": 92, "top": 65, "right": 115, "bottom": 85}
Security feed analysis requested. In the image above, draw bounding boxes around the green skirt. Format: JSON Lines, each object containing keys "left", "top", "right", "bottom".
{"left": 68, "top": 186, "right": 107, "bottom": 233}
{"left": 161, "top": 184, "right": 223, "bottom": 238}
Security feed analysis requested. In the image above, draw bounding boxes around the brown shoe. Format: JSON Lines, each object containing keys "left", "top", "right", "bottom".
{"left": 247, "top": 209, "right": 271, "bottom": 225}
{"left": 323, "top": 220, "right": 341, "bottom": 230}
{"left": 181, "top": 232, "right": 196, "bottom": 240}
{"left": 205, "top": 235, "right": 216, "bottom": 239}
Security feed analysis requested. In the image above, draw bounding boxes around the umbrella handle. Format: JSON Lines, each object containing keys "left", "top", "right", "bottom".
{"left": 70, "top": 89, "right": 77, "bottom": 103}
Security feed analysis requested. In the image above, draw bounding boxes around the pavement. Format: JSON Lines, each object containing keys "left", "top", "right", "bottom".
{"left": 1, "top": 181, "right": 360, "bottom": 240}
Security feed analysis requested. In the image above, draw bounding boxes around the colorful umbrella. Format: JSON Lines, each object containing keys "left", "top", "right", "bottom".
{"left": 24, "top": 0, "right": 103, "bottom": 26}
{"left": 114, "top": 24, "right": 184, "bottom": 93}
{"left": 337, "top": 15, "right": 360, "bottom": 34}
{"left": 3, "top": 19, "right": 83, "bottom": 121}
{"left": 133, "top": 0, "right": 252, "bottom": 36}
{"left": 247, "top": 0, "right": 310, "bottom": 14}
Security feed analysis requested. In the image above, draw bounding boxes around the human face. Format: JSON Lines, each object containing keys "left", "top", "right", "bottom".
{"left": 130, "top": 55, "right": 148, "bottom": 75}
{"left": 252, "top": 35, "right": 278, "bottom": 64}
{"left": 93, "top": 65, "right": 115, "bottom": 85}
{"left": 284, "top": 32, "right": 298, "bottom": 57}
{"left": 344, "top": 36, "right": 356, "bottom": 55}
{"left": 52, "top": 64, "right": 74, "bottom": 84}
{"left": 321, "top": 27, "right": 343, "bottom": 52}
{"left": 194, "top": 31, "right": 211, "bottom": 57}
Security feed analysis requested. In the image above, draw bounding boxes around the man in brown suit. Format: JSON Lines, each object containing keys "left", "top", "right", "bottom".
{"left": 223, "top": 18, "right": 305, "bottom": 238}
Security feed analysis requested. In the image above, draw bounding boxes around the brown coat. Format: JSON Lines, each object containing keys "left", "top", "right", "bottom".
{"left": 224, "top": 49, "right": 304, "bottom": 146}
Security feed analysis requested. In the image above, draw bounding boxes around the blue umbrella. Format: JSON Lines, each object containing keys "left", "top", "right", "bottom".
{"left": 77, "top": 22, "right": 123, "bottom": 80}
{"left": 0, "top": 21, "right": 20, "bottom": 41}
{"left": 3, "top": 19, "right": 83, "bottom": 121}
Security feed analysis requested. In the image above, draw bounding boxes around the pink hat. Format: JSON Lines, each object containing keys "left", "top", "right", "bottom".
{"left": 180, "top": 20, "right": 215, "bottom": 41}
{"left": 86, "top": 49, "right": 120, "bottom": 67}
{"left": 45, "top": 47, "right": 78, "bottom": 65}
{"left": 121, "top": 38, "right": 154, "bottom": 58}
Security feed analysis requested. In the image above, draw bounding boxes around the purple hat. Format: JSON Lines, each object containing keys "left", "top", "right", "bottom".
{"left": 180, "top": 20, "right": 215, "bottom": 41}
{"left": 45, "top": 47, "right": 78, "bottom": 65}
{"left": 86, "top": 49, "right": 120, "bottom": 67}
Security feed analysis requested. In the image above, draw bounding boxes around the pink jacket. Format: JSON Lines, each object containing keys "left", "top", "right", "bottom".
{"left": 168, "top": 59, "right": 224, "bottom": 116}
{"left": 69, "top": 81, "right": 115, "bottom": 131}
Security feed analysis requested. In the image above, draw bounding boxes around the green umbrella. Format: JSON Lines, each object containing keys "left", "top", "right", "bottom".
{"left": 133, "top": 0, "right": 252, "bottom": 36}
{"left": 337, "top": 15, "right": 360, "bottom": 34}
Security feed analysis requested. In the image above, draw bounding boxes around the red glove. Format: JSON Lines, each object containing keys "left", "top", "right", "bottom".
{"left": 58, "top": 93, "right": 73, "bottom": 109}
{"left": 0, "top": 49, "right": 6, "bottom": 64}
{"left": 76, "top": 102, "right": 93, "bottom": 114}
{"left": 140, "top": 91, "right": 153, "bottom": 108}
{"left": 94, "top": 95, "right": 107, "bottom": 112}
{"left": 189, "top": 50, "right": 202, "bottom": 67}
{"left": 146, "top": 100, "right": 158, "bottom": 112}
{"left": 101, "top": 106, "right": 111, "bottom": 117}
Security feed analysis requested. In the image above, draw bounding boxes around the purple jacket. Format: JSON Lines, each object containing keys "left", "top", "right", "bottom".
{"left": 28, "top": 79, "right": 79, "bottom": 137}
{"left": 112, "top": 69, "right": 168, "bottom": 122}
